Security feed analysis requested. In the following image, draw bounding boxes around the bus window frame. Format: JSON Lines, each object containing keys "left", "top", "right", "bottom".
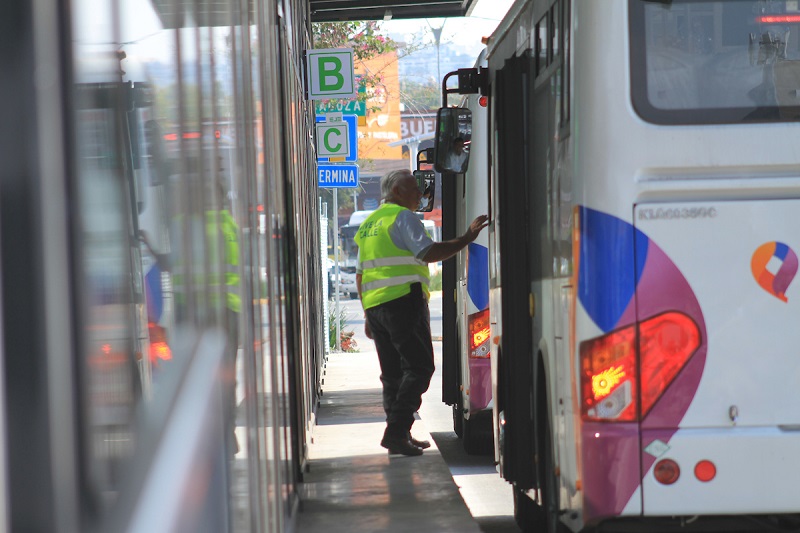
{"left": 629, "top": 0, "right": 800, "bottom": 125}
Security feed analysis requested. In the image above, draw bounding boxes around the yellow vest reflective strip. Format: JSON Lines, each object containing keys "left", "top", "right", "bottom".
{"left": 354, "top": 203, "right": 430, "bottom": 309}
{"left": 362, "top": 273, "right": 430, "bottom": 293}
{"left": 360, "top": 256, "right": 426, "bottom": 270}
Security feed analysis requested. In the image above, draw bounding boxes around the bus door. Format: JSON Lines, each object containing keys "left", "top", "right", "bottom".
{"left": 442, "top": 167, "right": 460, "bottom": 409}
{"left": 494, "top": 51, "right": 536, "bottom": 490}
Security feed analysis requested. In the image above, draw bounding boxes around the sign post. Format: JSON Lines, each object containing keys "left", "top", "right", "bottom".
{"left": 317, "top": 113, "right": 360, "bottom": 351}
{"left": 306, "top": 46, "right": 358, "bottom": 350}
{"left": 333, "top": 193, "right": 340, "bottom": 350}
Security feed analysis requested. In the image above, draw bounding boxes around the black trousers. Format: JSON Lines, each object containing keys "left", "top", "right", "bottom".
{"left": 365, "top": 283, "right": 434, "bottom": 439}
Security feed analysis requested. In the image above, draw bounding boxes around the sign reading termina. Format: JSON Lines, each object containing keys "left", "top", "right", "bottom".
{"left": 318, "top": 164, "right": 359, "bottom": 188}
{"left": 306, "top": 48, "right": 356, "bottom": 100}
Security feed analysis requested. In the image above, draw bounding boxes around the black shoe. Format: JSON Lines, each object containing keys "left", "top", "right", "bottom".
{"left": 408, "top": 433, "right": 431, "bottom": 449}
{"left": 381, "top": 435, "right": 423, "bottom": 456}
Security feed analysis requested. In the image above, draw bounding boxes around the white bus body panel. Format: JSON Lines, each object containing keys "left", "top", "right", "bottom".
{"left": 636, "top": 199, "right": 800, "bottom": 430}
{"left": 458, "top": 80, "right": 492, "bottom": 417}
{"left": 641, "top": 427, "right": 800, "bottom": 515}
{"left": 634, "top": 199, "right": 800, "bottom": 514}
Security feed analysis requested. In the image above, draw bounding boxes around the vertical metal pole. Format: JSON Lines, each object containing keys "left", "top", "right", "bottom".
{"left": 430, "top": 22, "right": 445, "bottom": 105}
{"left": 333, "top": 192, "right": 341, "bottom": 351}
{"left": 409, "top": 140, "right": 419, "bottom": 172}
{"left": 320, "top": 200, "right": 330, "bottom": 358}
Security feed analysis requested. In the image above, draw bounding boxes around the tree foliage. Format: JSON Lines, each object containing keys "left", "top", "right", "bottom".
{"left": 399, "top": 79, "right": 439, "bottom": 113}
{"left": 312, "top": 21, "right": 395, "bottom": 60}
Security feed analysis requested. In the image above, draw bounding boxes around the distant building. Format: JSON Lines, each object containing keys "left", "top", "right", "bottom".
{"left": 357, "top": 50, "right": 403, "bottom": 161}
{"left": 396, "top": 41, "right": 476, "bottom": 85}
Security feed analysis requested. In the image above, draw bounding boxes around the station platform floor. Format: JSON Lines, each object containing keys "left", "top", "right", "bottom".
{"left": 295, "top": 303, "right": 518, "bottom": 533}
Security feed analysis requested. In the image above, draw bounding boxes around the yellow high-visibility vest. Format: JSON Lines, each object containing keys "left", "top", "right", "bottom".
{"left": 355, "top": 203, "right": 429, "bottom": 309}
{"left": 172, "top": 210, "right": 241, "bottom": 314}
{"left": 206, "top": 209, "right": 241, "bottom": 313}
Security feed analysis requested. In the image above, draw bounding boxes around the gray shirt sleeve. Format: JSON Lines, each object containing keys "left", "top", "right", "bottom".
{"left": 390, "top": 210, "right": 434, "bottom": 260}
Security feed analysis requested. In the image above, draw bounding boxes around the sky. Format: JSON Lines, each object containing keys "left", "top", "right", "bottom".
{"left": 382, "top": 0, "right": 515, "bottom": 58}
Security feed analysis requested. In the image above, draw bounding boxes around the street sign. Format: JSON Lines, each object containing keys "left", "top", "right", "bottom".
{"left": 315, "top": 99, "right": 366, "bottom": 117}
{"left": 318, "top": 164, "right": 359, "bottom": 188}
{"left": 316, "top": 120, "right": 350, "bottom": 158}
{"left": 315, "top": 75, "right": 367, "bottom": 116}
{"left": 306, "top": 48, "right": 356, "bottom": 100}
{"left": 316, "top": 114, "right": 358, "bottom": 162}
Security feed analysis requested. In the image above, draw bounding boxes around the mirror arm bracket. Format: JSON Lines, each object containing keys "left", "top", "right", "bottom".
{"left": 441, "top": 67, "right": 488, "bottom": 106}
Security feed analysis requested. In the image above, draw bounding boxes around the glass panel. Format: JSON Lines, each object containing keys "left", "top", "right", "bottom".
{"left": 72, "top": 0, "right": 143, "bottom": 501}
{"left": 536, "top": 16, "right": 549, "bottom": 75}
{"left": 632, "top": 0, "right": 800, "bottom": 123}
{"left": 551, "top": 3, "right": 559, "bottom": 62}
{"left": 68, "top": 0, "right": 316, "bottom": 528}
{"left": 70, "top": 0, "right": 272, "bottom": 528}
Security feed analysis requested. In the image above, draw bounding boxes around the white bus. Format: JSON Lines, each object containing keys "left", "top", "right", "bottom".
{"left": 439, "top": 49, "right": 495, "bottom": 455}
{"left": 451, "top": 0, "right": 800, "bottom": 531}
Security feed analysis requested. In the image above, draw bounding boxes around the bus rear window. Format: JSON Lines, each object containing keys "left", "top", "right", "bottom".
{"left": 630, "top": 0, "right": 800, "bottom": 124}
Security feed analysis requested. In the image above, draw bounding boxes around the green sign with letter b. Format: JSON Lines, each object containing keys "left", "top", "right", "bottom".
{"left": 306, "top": 48, "right": 356, "bottom": 100}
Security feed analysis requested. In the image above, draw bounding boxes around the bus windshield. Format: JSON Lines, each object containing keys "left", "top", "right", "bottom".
{"left": 631, "top": 0, "right": 800, "bottom": 124}
{"left": 339, "top": 224, "right": 360, "bottom": 270}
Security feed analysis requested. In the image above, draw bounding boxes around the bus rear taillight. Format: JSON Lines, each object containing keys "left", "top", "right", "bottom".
{"left": 468, "top": 308, "right": 491, "bottom": 358}
{"left": 694, "top": 460, "right": 716, "bottom": 482}
{"left": 639, "top": 312, "right": 700, "bottom": 416}
{"left": 654, "top": 458, "right": 680, "bottom": 485}
{"left": 580, "top": 311, "right": 700, "bottom": 422}
{"left": 580, "top": 324, "right": 637, "bottom": 421}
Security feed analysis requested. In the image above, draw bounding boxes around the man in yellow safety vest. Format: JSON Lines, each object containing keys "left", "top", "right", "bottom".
{"left": 355, "top": 169, "right": 488, "bottom": 456}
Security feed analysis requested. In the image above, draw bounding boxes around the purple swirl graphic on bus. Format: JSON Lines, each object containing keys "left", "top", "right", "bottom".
{"left": 751, "top": 241, "right": 798, "bottom": 303}
{"left": 578, "top": 207, "right": 707, "bottom": 522}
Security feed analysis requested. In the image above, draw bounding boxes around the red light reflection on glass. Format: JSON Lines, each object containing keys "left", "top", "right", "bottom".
{"left": 758, "top": 15, "right": 800, "bottom": 23}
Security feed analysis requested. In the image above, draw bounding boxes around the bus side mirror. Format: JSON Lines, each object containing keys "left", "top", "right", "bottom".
{"left": 417, "top": 147, "right": 435, "bottom": 171}
{"left": 434, "top": 107, "right": 472, "bottom": 174}
{"left": 414, "top": 170, "right": 435, "bottom": 213}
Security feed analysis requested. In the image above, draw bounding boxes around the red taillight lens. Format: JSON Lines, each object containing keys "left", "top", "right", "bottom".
{"left": 580, "top": 324, "right": 637, "bottom": 421}
{"left": 654, "top": 459, "right": 680, "bottom": 485}
{"left": 694, "top": 460, "right": 716, "bottom": 482}
{"left": 468, "top": 308, "right": 491, "bottom": 358}
{"left": 148, "top": 322, "right": 172, "bottom": 365}
{"left": 639, "top": 312, "right": 700, "bottom": 416}
{"left": 580, "top": 311, "right": 700, "bottom": 422}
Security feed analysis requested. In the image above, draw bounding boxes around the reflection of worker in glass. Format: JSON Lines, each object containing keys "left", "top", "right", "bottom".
{"left": 174, "top": 167, "right": 241, "bottom": 456}
{"left": 445, "top": 137, "right": 468, "bottom": 172}
{"left": 419, "top": 180, "right": 433, "bottom": 211}
{"left": 206, "top": 179, "right": 241, "bottom": 457}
